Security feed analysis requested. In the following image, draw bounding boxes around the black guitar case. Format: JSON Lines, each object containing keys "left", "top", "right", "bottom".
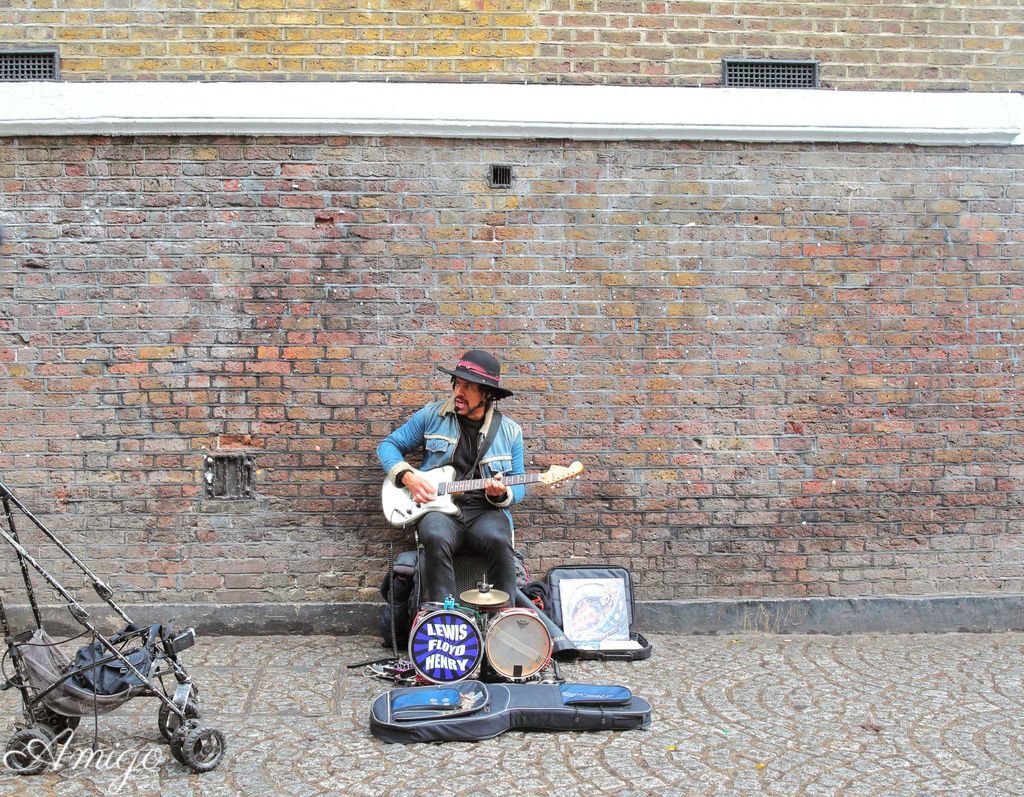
{"left": 546, "top": 565, "right": 652, "bottom": 661}
{"left": 369, "top": 680, "right": 651, "bottom": 744}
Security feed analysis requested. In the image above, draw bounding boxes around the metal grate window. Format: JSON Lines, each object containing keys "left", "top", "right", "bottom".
{"left": 722, "top": 59, "right": 818, "bottom": 89}
{"left": 0, "top": 50, "right": 60, "bottom": 81}
{"left": 203, "top": 453, "right": 255, "bottom": 499}
{"left": 488, "top": 164, "right": 513, "bottom": 189}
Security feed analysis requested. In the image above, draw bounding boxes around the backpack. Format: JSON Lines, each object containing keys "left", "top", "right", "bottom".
{"left": 379, "top": 550, "right": 420, "bottom": 650}
{"left": 520, "top": 579, "right": 553, "bottom": 616}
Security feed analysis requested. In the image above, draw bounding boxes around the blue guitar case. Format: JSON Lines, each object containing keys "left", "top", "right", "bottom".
{"left": 369, "top": 680, "right": 651, "bottom": 744}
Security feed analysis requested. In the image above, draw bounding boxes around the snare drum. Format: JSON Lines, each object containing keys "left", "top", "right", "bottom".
{"left": 484, "top": 608, "right": 553, "bottom": 682}
{"left": 408, "top": 608, "right": 483, "bottom": 684}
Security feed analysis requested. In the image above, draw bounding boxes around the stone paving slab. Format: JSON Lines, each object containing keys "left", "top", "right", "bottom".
{"left": 0, "top": 632, "right": 1021, "bottom": 796}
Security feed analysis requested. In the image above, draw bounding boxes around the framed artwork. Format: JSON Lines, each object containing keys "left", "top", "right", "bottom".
{"left": 558, "top": 576, "right": 631, "bottom": 649}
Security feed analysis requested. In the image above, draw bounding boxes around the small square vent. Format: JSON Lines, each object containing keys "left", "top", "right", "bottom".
{"left": 0, "top": 50, "right": 60, "bottom": 82}
{"left": 722, "top": 59, "right": 818, "bottom": 89}
{"left": 203, "top": 453, "right": 255, "bottom": 499}
{"left": 488, "top": 164, "right": 513, "bottom": 189}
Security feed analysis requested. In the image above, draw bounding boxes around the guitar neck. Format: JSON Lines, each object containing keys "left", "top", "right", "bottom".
{"left": 439, "top": 472, "right": 543, "bottom": 496}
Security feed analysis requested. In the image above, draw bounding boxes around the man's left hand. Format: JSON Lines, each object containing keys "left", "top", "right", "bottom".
{"left": 483, "top": 473, "right": 508, "bottom": 499}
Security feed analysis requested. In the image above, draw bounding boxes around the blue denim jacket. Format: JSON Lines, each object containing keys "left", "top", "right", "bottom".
{"left": 376, "top": 397, "right": 525, "bottom": 522}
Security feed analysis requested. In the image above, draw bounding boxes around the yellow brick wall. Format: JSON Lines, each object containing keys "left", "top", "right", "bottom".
{"left": 2, "top": 1, "right": 1022, "bottom": 89}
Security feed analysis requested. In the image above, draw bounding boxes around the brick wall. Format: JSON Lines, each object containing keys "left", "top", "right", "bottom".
{"left": 3, "top": 0, "right": 1022, "bottom": 90}
{"left": 1, "top": 135, "right": 1021, "bottom": 604}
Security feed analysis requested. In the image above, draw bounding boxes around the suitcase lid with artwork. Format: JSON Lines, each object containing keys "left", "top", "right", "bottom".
{"left": 544, "top": 565, "right": 651, "bottom": 661}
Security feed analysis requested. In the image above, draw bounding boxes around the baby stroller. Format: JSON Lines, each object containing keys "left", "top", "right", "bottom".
{"left": 0, "top": 481, "right": 226, "bottom": 774}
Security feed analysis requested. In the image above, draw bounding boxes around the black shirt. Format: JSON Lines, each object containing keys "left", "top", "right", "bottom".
{"left": 454, "top": 415, "right": 483, "bottom": 481}
{"left": 455, "top": 415, "right": 496, "bottom": 507}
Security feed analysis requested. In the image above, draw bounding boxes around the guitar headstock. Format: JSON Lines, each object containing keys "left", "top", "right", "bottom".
{"left": 539, "top": 461, "right": 584, "bottom": 487}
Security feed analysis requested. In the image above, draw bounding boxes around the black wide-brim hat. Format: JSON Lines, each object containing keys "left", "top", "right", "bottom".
{"left": 438, "top": 349, "right": 513, "bottom": 399}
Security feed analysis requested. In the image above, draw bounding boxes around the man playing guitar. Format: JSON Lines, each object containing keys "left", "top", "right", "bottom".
{"left": 376, "top": 350, "right": 524, "bottom": 605}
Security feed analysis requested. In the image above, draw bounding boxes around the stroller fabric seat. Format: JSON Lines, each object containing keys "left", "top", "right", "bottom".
{"left": 18, "top": 628, "right": 145, "bottom": 717}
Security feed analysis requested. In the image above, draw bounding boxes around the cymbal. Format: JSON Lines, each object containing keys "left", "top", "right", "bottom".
{"left": 459, "top": 586, "right": 510, "bottom": 607}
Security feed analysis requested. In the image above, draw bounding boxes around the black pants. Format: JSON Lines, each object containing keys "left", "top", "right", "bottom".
{"left": 416, "top": 503, "right": 515, "bottom": 604}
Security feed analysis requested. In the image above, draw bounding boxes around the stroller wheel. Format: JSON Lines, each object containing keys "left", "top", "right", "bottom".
{"left": 178, "top": 725, "right": 226, "bottom": 773}
{"left": 4, "top": 728, "right": 54, "bottom": 775}
{"left": 158, "top": 699, "right": 200, "bottom": 743}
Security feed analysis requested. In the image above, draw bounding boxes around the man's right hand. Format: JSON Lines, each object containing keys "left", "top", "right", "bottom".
{"left": 401, "top": 471, "right": 437, "bottom": 505}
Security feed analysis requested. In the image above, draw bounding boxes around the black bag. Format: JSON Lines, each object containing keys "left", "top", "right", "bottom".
{"left": 71, "top": 625, "right": 158, "bottom": 695}
{"left": 545, "top": 565, "right": 652, "bottom": 662}
{"left": 379, "top": 550, "right": 420, "bottom": 649}
{"left": 521, "top": 579, "right": 553, "bottom": 615}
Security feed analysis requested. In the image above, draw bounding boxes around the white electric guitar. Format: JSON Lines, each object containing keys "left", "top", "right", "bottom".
{"left": 381, "top": 461, "right": 584, "bottom": 527}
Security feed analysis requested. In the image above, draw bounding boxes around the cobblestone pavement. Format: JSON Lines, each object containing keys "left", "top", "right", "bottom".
{"left": 0, "top": 632, "right": 1021, "bottom": 796}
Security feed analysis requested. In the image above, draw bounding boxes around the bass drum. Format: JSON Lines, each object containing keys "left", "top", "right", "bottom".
{"left": 408, "top": 608, "right": 483, "bottom": 684}
{"left": 484, "top": 608, "right": 553, "bottom": 682}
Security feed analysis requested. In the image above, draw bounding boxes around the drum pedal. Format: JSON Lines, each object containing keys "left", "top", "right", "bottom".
{"left": 367, "top": 658, "right": 417, "bottom": 684}
{"left": 384, "top": 659, "right": 415, "bottom": 679}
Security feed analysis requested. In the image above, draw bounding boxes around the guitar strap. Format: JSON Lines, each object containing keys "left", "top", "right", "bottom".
{"left": 473, "top": 408, "right": 503, "bottom": 476}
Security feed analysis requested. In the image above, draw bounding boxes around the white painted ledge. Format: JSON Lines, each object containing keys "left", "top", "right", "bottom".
{"left": 1, "top": 82, "right": 1021, "bottom": 145}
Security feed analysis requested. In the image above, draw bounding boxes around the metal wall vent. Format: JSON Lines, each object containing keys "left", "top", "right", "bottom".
{"left": 722, "top": 59, "right": 818, "bottom": 89}
{"left": 0, "top": 50, "right": 60, "bottom": 81}
{"left": 203, "top": 453, "right": 255, "bottom": 499}
{"left": 488, "top": 164, "right": 513, "bottom": 189}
